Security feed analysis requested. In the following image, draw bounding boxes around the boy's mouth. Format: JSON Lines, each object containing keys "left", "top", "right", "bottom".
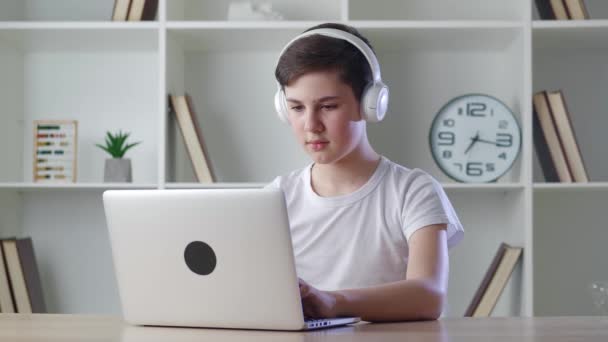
{"left": 307, "top": 141, "right": 328, "bottom": 151}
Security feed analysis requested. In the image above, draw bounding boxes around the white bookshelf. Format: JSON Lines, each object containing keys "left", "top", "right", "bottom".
{"left": 0, "top": 0, "right": 606, "bottom": 317}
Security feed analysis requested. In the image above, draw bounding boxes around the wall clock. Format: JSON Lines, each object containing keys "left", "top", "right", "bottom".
{"left": 429, "top": 94, "right": 521, "bottom": 183}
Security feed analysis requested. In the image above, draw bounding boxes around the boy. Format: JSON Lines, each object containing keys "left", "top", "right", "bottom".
{"left": 267, "top": 23, "right": 464, "bottom": 322}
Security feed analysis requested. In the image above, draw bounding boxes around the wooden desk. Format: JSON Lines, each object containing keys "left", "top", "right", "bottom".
{"left": 1, "top": 314, "right": 607, "bottom": 341}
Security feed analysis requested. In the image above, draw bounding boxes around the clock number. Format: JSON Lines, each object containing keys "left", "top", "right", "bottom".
{"left": 466, "top": 162, "right": 483, "bottom": 176}
{"left": 496, "top": 133, "right": 513, "bottom": 147}
{"left": 437, "top": 131, "right": 455, "bottom": 146}
{"left": 498, "top": 120, "right": 508, "bottom": 129}
{"left": 442, "top": 150, "right": 452, "bottom": 159}
{"left": 486, "top": 163, "right": 495, "bottom": 172}
{"left": 454, "top": 163, "right": 463, "bottom": 172}
{"left": 443, "top": 119, "right": 455, "bottom": 127}
{"left": 499, "top": 152, "right": 507, "bottom": 160}
{"left": 467, "top": 102, "right": 486, "bottom": 117}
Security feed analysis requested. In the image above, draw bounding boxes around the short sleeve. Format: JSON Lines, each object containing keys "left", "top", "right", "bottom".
{"left": 401, "top": 171, "right": 464, "bottom": 249}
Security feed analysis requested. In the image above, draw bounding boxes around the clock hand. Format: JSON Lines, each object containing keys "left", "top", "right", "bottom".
{"left": 476, "top": 138, "right": 499, "bottom": 146}
{"left": 464, "top": 132, "right": 480, "bottom": 154}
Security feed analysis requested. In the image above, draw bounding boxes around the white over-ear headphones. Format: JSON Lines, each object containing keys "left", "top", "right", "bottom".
{"left": 274, "top": 28, "right": 389, "bottom": 124}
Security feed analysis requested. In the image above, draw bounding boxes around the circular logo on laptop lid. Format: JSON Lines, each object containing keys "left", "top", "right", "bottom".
{"left": 184, "top": 241, "right": 217, "bottom": 275}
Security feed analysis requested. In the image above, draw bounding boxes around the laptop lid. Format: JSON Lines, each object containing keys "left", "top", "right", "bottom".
{"left": 103, "top": 188, "right": 307, "bottom": 330}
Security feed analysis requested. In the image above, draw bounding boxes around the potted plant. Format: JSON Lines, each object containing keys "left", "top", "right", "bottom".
{"left": 96, "top": 130, "right": 141, "bottom": 182}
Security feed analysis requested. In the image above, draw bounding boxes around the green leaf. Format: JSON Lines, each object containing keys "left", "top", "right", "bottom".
{"left": 96, "top": 130, "right": 141, "bottom": 158}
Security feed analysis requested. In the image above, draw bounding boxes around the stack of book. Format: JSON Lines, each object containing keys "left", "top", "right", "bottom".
{"left": 0, "top": 237, "right": 46, "bottom": 313}
{"left": 533, "top": 90, "right": 589, "bottom": 183}
{"left": 535, "top": 0, "right": 590, "bottom": 20}
{"left": 112, "top": 0, "right": 158, "bottom": 21}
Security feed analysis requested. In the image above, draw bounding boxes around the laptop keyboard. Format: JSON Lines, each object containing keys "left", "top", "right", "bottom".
{"left": 305, "top": 318, "right": 332, "bottom": 328}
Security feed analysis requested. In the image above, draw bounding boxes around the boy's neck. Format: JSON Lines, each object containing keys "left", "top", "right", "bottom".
{"left": 310, "top": 146, "right": 381, "bottom": 198}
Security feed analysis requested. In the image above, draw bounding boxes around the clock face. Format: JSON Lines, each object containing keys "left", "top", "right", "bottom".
{"left": 429, "top": 94, "right": 521, "bottom": 183}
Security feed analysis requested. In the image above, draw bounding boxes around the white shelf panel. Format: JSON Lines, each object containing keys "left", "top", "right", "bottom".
{"left": 0, "top": 182, "right": 158, "bottom": 191}
{"left": 533, "top": 20, "right": 608, "bottom": 49}
{"left": 533, "top": 182, "right": 608, "bottom": 192}
{"left": 165, "top": 182, "right": 266, "bottom": 189}
{"left": 0, "top": 22, "right": 160, "bottom": 29}
{"left": 0, "top": 27, "right": 158, "bottom": 52}
{"left": 167, "top": 22, "right": 522, "bottom": 52}
{"left": 166, "top": 0, "right": 341, "bottom": 21}
{"left": 349, "top": 0, "right": 525, "bottom": 21}
{"left": 443, "top": 183, "right": 525, "bottom": 192}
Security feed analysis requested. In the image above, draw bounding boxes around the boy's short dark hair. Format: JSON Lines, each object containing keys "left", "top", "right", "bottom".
{"left": 275, "top": 23, "right": 375, "bottom": 102}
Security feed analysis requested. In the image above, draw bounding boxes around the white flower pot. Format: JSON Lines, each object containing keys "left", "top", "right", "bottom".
{"left": 104, "top": 158, "right": 132, "bottom": 182}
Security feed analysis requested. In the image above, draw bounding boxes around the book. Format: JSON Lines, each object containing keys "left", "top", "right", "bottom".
{"left": 563, "top": 0, "right": 590, "bottom": 20}
{"left": 127, "top": 0, "right": 158, "bottom": 21}
{"left": 535, "top": 0, "right": 557, "bottom": 19}
{"left": 551, "top": 0, "right": 570, "bottom": 19}
{"left": 545, "top": 90, "right": 589, "bottom": 182}
{"left": 532, "top": 91, "right": 573, "bottom": 182}
{"left": 112, "top": 0, "right": 132, "bottom": 21}
{"left": 0, "top": 241, "right": 16, "bottom": 313}
{"left": 465, "top": 243, "right": 523, "bottom": 317}
{"left": 170, "top": 94, "right": 215, "bottom": 183}
{"left": 1, "top": 238, "right": 46, "bottom": 313}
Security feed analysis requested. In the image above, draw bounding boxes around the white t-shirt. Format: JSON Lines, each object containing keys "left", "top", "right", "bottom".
{"left": 266, "top": 156, "right": 464, "bottom": 291}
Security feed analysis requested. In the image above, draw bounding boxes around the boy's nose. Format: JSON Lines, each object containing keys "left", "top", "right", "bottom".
{"left": 304, "top": 111, "right": 324, "bottom": 132}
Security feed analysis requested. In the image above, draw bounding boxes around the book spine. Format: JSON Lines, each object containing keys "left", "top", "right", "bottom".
{"left": 535, "top": 0, "right": 556, "bottom": 19}
{"left": 16, "top": 238, "right": 46, "bottom": 313}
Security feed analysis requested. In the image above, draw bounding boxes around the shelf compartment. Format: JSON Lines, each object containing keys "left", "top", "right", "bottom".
{"left": 533, "top": 21, "right": 608, "bottom": 49}
{"left": 446, "top": 190, "right": 527, "bottom": 317}
{"left": 533, "top": 191, "right": 608, "bottom": 316}
{"left": 165, "top": 25, "right": 525, "bottom": 183}
{"left": 0, "top": 0, "right": 119, "bottom": 22}
{"left": 166, "top": 0, "right": 342, "bottom": 21}
{"left": 532, "top": 41, "right": 608, "bottom": 182}
{"left": 0, "top": 28, "right": 160, "bottom": 184}
{"left": 349, "top": 0, "right": 526, "bottom": 21}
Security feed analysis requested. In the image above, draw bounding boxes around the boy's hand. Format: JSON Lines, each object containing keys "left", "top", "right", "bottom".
{"left": 299, "top": 278, "right": 340, "bottom": 318}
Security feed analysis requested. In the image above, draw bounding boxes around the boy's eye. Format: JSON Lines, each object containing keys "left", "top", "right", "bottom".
{"left": 290, "top": 105, "right": 304, "bottom": 112}
{"left": 321, "top": 104, "right": 338, "bottom": 110}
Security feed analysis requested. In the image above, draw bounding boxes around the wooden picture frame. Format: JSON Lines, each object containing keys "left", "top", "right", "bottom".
{"left": 33, "top": 120, "right": 78, "bottom": 183}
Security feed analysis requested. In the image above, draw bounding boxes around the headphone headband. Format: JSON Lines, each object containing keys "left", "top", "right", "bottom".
{"left": 276, "top": 28, "right": 382, "bottom": 82}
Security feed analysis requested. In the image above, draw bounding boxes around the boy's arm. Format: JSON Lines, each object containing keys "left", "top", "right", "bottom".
{"left": 299, "top": 224, "right": 449, "bottom": 321}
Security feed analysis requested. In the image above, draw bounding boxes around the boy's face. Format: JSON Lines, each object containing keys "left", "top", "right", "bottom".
{"left": 284, "top": 70, "right": 365, "bottom": 165}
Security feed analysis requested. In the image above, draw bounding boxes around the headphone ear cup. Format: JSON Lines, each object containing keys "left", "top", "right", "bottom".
{"left": 274, "top": 88, "right": 289, "bottom": 124}
{"left": 361, "top": 82, "right": 389, "bottom": 123}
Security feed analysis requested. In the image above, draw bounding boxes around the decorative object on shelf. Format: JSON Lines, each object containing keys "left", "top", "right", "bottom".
{"left": 429, "top": 94, "right": 522, "bottom": 183}
{"left": 227, "top": 1, "right": 284, "bottom": 21}
{"left": 465, "top": 243, "right": 523, "bottom": 317}
{"left": 533, "top": 90, "right": 588, "bottom": 183}
{"left": 96, "top": 130, "right": 141, "bottom": 183}
{"left": 33, "top": 120, "right": 78, "bottom": 183}
{"left": 169, "top": 94, "right": 215, "bottom": 183}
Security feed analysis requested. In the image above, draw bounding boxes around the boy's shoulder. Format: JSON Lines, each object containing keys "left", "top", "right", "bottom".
{"left": 264, "top": 164, "right": 310, "bottom": 191}
{"left": 382, "top": 157, "right": 440, "bottom": 188}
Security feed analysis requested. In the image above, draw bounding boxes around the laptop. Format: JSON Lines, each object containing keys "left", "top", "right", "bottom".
{"left": 103, "top": 188, "right": 360, "bottom": 331}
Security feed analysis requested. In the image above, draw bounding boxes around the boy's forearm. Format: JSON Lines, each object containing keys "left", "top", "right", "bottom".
{"left": 331, "top": 279, "right": 445, "bottom": 322}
